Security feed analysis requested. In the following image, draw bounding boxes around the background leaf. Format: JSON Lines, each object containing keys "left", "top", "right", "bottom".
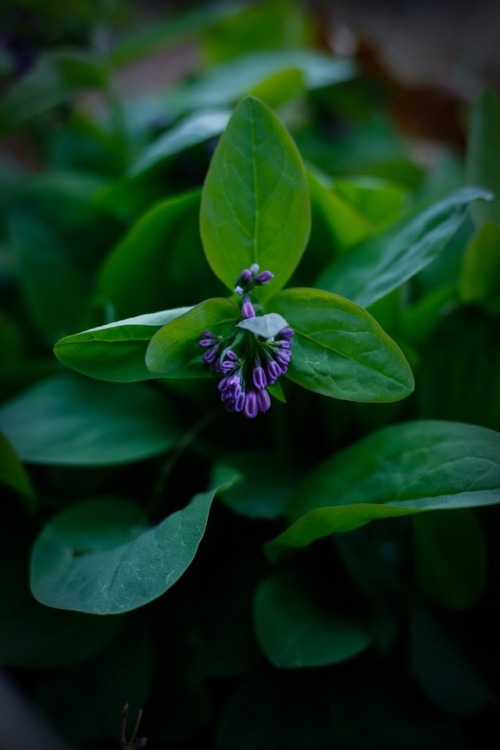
{"left": 266, "top": 421, "right": 500, "bottom": 558}
{"left": 200, "top": 96, "right": 310, "bottom": 299}
{"left": 317, "top": 187, "right": 491, "bottom": 308}
{"left": 0, "top": 433, "right": 36, "bottom": 509}
{"left": 270, "top": 287, "right": 414, "bottom": 402}
{"left": 459, "top": 221, "right": 500, "bottom": 313}
{"left": 466, "top": 88, "right": 500, "bottom": 225}
{"left": 0, "top": 375, "right": 178, "bottom": 465}
{"left": 30, "top": 490, "right": 218, "bottom": 614}
{"left": 254, "top": 571, "right": 373, "bottom": 668}
{"left": 146, "top": 298, "right": 241, "bottom": 377}
{"left": 54, "top": 307, "right": 192, "bottom": 382}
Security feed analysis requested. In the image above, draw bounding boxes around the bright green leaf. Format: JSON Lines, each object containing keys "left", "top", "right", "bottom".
{"left": 266, "top": 421, "right": 500, "bottom": 559}
{"left": 459, "top": 221, "right": 500, "bottom": 313}
{"left": 30, "top": 486, "right": 227, "bottom": 614}
{"left": 413, "top": 509, "right": 486, "bottom": 610}
{"left": 200, "top": 97, "right": 310, "bottom": 299}
{"left": 0, "top": 375, "right": 178, "bottom": 466}
{"left": 270, "top": 287, "right": 414, "bottom": 402}
{"left": 317, "top": 187, "right": 491, "bottom": 308}
{"left": 146, "top": 298, "right": 241, "bottom": 377}
{"left": 466, "top": 88, "right": 500, "bottom": 225}
{"left": 54, "top": 308, "right": 192, "bottom": 382}
{"left": 254, "top": 572, "right": 373, "bottom": 668}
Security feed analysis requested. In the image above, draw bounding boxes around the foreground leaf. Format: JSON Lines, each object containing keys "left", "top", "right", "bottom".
{"left": 54, "top": 308, "right": 192, "bottom": 382}
{"left": 200, "top": 97, "right": 310, "bottom": 299}
{"left": 30, "top": 486, "right": 227, "bottom": 614}
{"left": 270, "top": 288, "right": 414, "bottom": 402}
{"left": 317, "top": 187, "right": 491, "bottom": 308}
{"left": 254, "top": 572, "right": 373, "bottom": 668}
{"left": 266, "top": 421, "right": 500, "bottom": 559}
{"left": 146, "top": 298, "right": 241, "bottom": 377}
{"left": 0, "top": 375, "right": 178, "bottom": 465}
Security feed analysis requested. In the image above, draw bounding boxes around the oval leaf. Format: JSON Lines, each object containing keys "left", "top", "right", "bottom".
{"left": 0, "top": 375, "right": 178, "bottom": 466}
{"left": 200, "top": 96, "right": 310, "bottom": 299}
{"left": 30, "top": 491, "right": 216, "bottom": 614}
{"left": 54, "top": 307, "right": 192, "bottom": 382}
{"left": 270, "top": 287, "right": 414, "bottom": 402}
{"left": 146, "top": 297, "right": 241, "bottom": 376}
{"left": 254, "top": 572, "right": 373, "bottom": 668}
{"left": 266, "top": 420, "right": 500, "bottom": 559}
{"left": 317, "top": 187, "right": 492, "bottom": 308}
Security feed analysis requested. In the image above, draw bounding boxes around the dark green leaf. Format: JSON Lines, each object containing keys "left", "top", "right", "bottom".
{"left": 254, "top": 572, "right": 373, "bottom": 668}
{"left": 0, "top": 375, "right": 178, "bottom": 465}
{"left": 466, "top": 88, "right": 500, "bottom": 225}
{"left": 0, "top": 433, "right": 36, "bottom": 509}
{"left": 30, "top": 486, "right": 227, "bottom": 614}
{"left": 266, "top": 421, "right": 500, "bottom": 559}
{"left": 317, "top": 187, "right": 491, "bottom": 308}
{"left": 200, "top": 97, "right": 310, "bottom": 299}
{"left": 459, "top": 221, "right": 500, "bottom": 313}
{"left": 55, "top": 308, "right": 192, "bottom": 382}
{"left": 146, "top": 298, "right": 241, "bottom": 377}
{"left": 413, "top": 510, "right": 486, "bottom": 609}
{"left": 270, "top": 287, "right": 414, "bottom": 402}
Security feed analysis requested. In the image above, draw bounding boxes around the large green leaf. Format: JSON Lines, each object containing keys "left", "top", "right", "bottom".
{"left": 200, "top": 97, "right": 310, "bottom": 299}
{"left": 270, "top": 288, "right": 414, "bottom": 402}
{"left": 266, "top": 421, "right": 500, "bottom": 559}
{"left": 30, "top": 485, "right": 229, "bottom": 614}
{"left": 146, "top": 298, "right": 241, "bottom": 377}
{"left": 98, "top": 190, "right": 214, "bottom": 318}
{"left": 254, "top": 572, "right": 373, "bottom": 668}
{"left": 0, "top": 375, "right": 178, "bottom": 466}
{"left": 317, "top": 187, "right": 491, "bottom": 308}
{"left": 466, "top": 88, "right": 500, "bottom": 225}
{"left": 54, "top": 308, "right": 192, "bottom": 382}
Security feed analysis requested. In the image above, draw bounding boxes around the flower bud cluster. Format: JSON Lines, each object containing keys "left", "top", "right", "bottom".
{"left": 199, "top": 266, "right": 293, "bottom": 418}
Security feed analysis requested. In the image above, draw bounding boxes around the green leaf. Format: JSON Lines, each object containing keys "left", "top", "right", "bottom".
{"left": 266, "top": 420, "right": 500, "bottom": 559}
{"left": 146, "top": 298, "right": 241, "bottom": 377}
{"left": 54, "top": 308, "right": 192, "bottom": 382}
{"left": 98, "top": 190, "right": 215, "bottom": 318}
{"left": 413, "top": 510, "right": 486, "bottom": 610}
{"left": 0, "top": 375, "right": 178, "bottom": 466}
{"left": 0, "top": 50, "right": 107, "bottom": 135}
{"left": 317, "top": 187, "right": 491, "bottom": 309}
{"left": 466, "top": 88, "right": 500, "bottom": 225}
{"left": 0, "top": 433, "right": 36, "bottom": 510}
{"left": 30, "top": 487, "right": 224, "bottom": 614}
{"left": 459, "top": 221, "right": 500, "bottom": 313}
{"left": 236, "top": 312, "right": 289, "bottom": 338}
{"left": 129, "top": 110, "right": 231, "bottom": 176}
{"left": 254, "top": 572, "right": 373, "bottom": 668}
{"left": 200, "top": 97, "right": 310, "bottom": 299}
{"left": 270, "top": 287, "right": 414, "bottom": 402}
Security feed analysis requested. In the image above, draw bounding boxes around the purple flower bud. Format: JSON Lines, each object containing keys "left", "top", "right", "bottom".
{"left": 267, "top": 360, "right": 282, "bottom": 383}
{"left": 257, "top": 389, "right": 271, "bottom": 413}
{"left": 234, "top": 285, "right": 244, "bottom": 296}
{"left": 254, "top": 270, "right": 274, "bottom": 285}
{"left": 199, "top": 338, "right": 215, "bottom": 348}
{"left": 276, "top": 351, "right": 291, "bottom": 366}
{"left": 225, "top": 350, "right": 238, "bottom": 361}
{"left": 278, "top": 340, "right": 292, "bottom": 349}
{"left": 238, "top": 269, "right": 253, "bottom": 285}
{"left": 235, "top": 391, "right": 245, "bottom": 413}
{"left": 279, "top": 327, "right": 295, "bottom": 338}
{"left": 203, "top": 346, "right": 218, "bottom": 364}
{"left": 242, "top": 295, "right": 256, "bottom": 319}
{"left": 252, "top": 365, "right": 267, "bottom": 390}
{"left": 243, "top": 390, "right": 258, "bottom": 419}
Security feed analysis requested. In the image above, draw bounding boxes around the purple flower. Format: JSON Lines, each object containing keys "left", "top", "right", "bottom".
{"left": 242, "top": 295, "right": 256, "bottom": 319}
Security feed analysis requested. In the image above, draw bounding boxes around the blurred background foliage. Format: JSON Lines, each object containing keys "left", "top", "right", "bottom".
{"left": 1, "top": 1, "right": 500, "bottom": 748}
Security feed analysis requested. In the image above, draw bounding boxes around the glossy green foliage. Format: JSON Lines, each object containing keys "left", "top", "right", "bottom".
{"left": 0, "top": 375, "right": 178, "bottom": 465}
{"left": 317, "top": 187, "right": 491, "bottom": 308}
{"left": 146, "top": 298, "right": 241, "bottom": 377}
{"left": 31, "top": 490, "right": 217, "bottom": 614}
{"left": 270, "top": 288, "right": 414, "bottom": 402}
{"left": 267, "top": 421, "right": 500, "bottom": 559}
{"left": 54, "top": 308, "right": 192, "bottom": 381}
{"left": 200, "top": 97, "right": 310, "bottom": 299}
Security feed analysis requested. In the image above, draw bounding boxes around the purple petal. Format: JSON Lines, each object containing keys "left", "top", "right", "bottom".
{"left": 254, "top": 270, "right": 274, "bottom": 285}
{"left": 242, "top": 296, "right": 256, "bottom": 319}
{"left": 252, "top": 365, "right": 267, "bottom": 390}
{"left": 243, "top": 390, "right": 258, "bottom": 419}
{"left": 257, "top": 389, "right": 271, "bottom": 413}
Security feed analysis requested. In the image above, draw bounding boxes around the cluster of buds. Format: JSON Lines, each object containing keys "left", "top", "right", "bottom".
{"left": 199, "top": 266, "right": 294, "bottom": 418}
